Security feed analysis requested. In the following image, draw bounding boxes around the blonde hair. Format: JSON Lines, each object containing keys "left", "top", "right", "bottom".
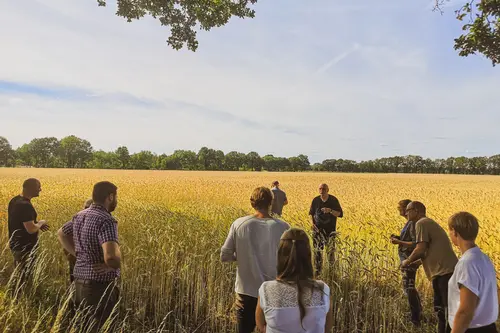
{"left": 448, "top": 212, "right": 479, "bottom": 241}
{"left": 250, "top": 187, "right": 273, "bottom": 211}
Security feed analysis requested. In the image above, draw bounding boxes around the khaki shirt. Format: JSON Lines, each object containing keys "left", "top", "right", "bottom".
{"left": 415, "top": 217, "right": 458, "bottom": 280}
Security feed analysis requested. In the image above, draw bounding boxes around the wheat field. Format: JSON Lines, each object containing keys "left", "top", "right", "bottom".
{"left": 0, "top": 168, "right": 499, "bottom": 333}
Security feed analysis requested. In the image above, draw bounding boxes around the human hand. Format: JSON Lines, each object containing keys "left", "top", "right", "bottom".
{"left": 401, "top": 259, "right": 410, "bottom": 268}
{"left": 390, "top": 237, "right": 400, "bottom": 245}
{"left": 321, "top": 208, "right": 332, "bottom": 214}
{"left": 39, "top": 220, "right": 50, "bottom": 232}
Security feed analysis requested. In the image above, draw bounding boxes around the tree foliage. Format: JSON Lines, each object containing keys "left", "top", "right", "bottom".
{"left": 0, "top": 136, "right": 14, "bottom": 167}
{"left": 3, "top": 135, "right": 500, "bottom": 174}
{"left": 437, "top": 0, "right": 500, "bottom": 65}
{"left": 97, "top": 0, "right": 258, "bottom": 51}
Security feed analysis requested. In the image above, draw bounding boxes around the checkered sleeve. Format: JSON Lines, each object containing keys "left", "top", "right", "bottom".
{"left": 61, "top": 218, "right": 74, "bottom": 236}
{"left": 98, "top": 217, "right": 119, "bottom": 245}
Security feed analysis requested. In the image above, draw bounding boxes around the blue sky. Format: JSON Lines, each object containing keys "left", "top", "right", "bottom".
{"left": 0, "top": 0, "right": 499, "bottom": 162}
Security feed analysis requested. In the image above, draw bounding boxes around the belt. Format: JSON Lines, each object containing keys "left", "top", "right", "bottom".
{"left": 75, "top": 279, "right": 115, "bottom": 286}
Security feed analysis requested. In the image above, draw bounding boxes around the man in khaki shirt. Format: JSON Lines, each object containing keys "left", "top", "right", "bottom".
{"left": 402, "top": 201, "right": 458, "bottom": 333}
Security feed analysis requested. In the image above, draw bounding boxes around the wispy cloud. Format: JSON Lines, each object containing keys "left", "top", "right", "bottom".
{"left": 314, "top": 44, "right": 361, "bottom": 75}
{"left": 0, "top": 0, "right": 499, "bottom": 162}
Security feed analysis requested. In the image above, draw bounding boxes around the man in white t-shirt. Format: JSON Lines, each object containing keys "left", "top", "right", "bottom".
{"left": 221, "top": 187, "right": 290, "bottom": 333}
{"left": 447, "top": 212, "right": 498, "bottom": 333}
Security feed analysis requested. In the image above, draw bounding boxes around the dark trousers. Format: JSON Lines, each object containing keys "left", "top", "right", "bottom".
{"left": 235, "top": 293, "right": 258, "bottom": 333}
{"left": 313, "top": 227, "right": 336, "bottom": 275}
{"left": 433, "top": 273, "right": 453, "bottom": 333}
{"left": 68, "top": 255, "right": 76, "bottom": 283}
{"left": 447, "top": 323, "right": 498, "bottom": 333}
{"left": 74, "top": 279, "right": 120, "bottom": 331}
{"left": 402, "top": 268, "right": 422, "bottom": 324}
{"left": 10, "top": 249, "right": 37, "bottom": 291}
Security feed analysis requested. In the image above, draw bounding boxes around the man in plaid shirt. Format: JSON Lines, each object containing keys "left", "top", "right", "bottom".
{"left": 58, "top": 181, "right": 121, "bottom": 330}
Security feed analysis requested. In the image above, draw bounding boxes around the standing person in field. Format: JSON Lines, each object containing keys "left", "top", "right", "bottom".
{"left": 256, "top": 228, "right": 333, "bottom": 333}
{"left": 221, "top": 187, "right": 290, "bottom": 333}
{"left": 447, "top": 212, "right": 498, "bottom": 333}
{"left": 271, "top": 180, "right": 288, "bottom": 217}
{"left": 308, "top": 183, "right": 343, "bottom": 275}
{"left": 7, "top": 178, "right": 49, "bottom": 284}
{"left": 58, "top": 182, "right": 121, "bottom": 330}
{"left": 64, "top": 198, "right": 93, "bottom": 284}
{"left": 402, "top": 201, "right": 458, "bottom": 333}
{"left": 390, "top": 199, "right": 422, "bottom": 326}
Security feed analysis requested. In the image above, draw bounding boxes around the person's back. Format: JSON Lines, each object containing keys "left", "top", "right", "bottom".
{"left": 447, "top": 212, "right": 498, "bottom": 332}
{"left": 271, "top": 187, "right": 287, "bottom": 216}
{"left": 221, "top": 186, "right": 290, "bottom": 333}
{"left": 416, "top": 217, "right": 457, "bottom": 279}
{"left": 58, "top": 181, "right": 120, "bottom": 332}
{"left": 8, "top": 195, "right": 38, "bottom": 253}
{"left": 448, "top": 247, "right": 498, "bottom": 328}
{"left": 259, "top": 280, "right": 330, "bottom": 333}
{"left": 223, "top": 215, "right": 290, "bottom": 297}
{"left": 71, "top": 205, "right": 120, "bottom": 281}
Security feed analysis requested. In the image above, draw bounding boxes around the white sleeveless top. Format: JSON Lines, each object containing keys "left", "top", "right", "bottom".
{"left": 259, "top": 280, "right": 330, "bottom": 333}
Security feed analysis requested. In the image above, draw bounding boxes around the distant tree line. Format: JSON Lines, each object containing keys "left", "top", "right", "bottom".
{"left": 0, "top": 136, "right": 499, "bottom": 175}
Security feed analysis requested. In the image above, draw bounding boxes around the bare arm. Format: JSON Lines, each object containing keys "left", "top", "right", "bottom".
{"left": 402, "top": 242, "right": 428, "bottom": 267}
{"left": 330, "top": 210, "right": 342, "bottom": 217}
{"left": 391, "top": 237, "right": 415, "bottom": 247}
{"left": 325, "top": 297, "right": 333, "bottom": 332}
{"left": 451, "top": 286, "right": 479, "bottom": 333}
{"left": 102, "top": 241, "right": 121, "bottom": 270}
{"left": 58, "top": 228, "right": 76, "bottom": 256}
{"left": 256, "top": 296, "right": 266, "bottom": 332}
{"left": 23, "top": 220, "right": 49, "bottom": 234}
{"left": 321, "top": 208, "right": 342, "bottom": 217}
{"left": 221, "top": 224, "right": 237, "bottom": 262}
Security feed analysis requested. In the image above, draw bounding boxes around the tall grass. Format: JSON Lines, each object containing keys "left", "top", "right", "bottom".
{"left": 0, "top": 169, "right": 499, "bottom": 332}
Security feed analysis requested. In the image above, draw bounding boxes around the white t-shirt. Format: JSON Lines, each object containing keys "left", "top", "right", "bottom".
{"left": 448, "top": 247, "right": 499, "bottom": 329}
{"left": 220, "top": 216, "right": 290, "bottom": 298}
{"left": 259, "top": 280, "right": 330, "bottom": 333}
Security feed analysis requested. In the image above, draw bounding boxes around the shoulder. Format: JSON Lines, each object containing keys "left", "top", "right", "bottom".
{"left": 315, "top": 280, "right": 330, "bottom": 292}
{"left": 13, "top": 199, "right": 35, "bottom": 212}
{"left": 86, "top": 208, "right": 117, "bottom": 225}
{"left": 416, "top": 217, "right": 433, "bottom": 226}
{"left": 329, "top": 194, "right": 338, "bottom": 200}
{"left": 273, "top": 218, "right": 290, "bottom": 227}
{"left": 232, "top": 215, "right": 254, "bottom": 229}
{"left": 312, "top": 196, "right": 320, "bottom": 203}
{"left": 261, "top": 280, "right": 277, "bottom": 289}
{"left": 259, "top": 280, "right": 279, "bottom": 295}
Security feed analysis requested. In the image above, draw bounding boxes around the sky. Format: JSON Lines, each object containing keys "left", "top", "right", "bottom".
{"left": 0, "top": 0, "right": 499, "bottom": 163}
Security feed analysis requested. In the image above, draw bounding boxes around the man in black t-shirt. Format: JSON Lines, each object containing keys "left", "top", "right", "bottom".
{"left": 7, "top": 179, "right": 49, "bottom": 276}
{"left": 309, "top": 183, "right": 343, "bottom": 275}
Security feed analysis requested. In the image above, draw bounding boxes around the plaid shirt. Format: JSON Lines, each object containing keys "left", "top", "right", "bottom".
{"left": 62, "top": 204, "right": 119, "bottom": 282}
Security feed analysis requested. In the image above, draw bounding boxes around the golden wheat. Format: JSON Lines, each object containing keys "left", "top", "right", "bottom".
{"left": 0, "top": 168, "right": 499, "bottom": 332}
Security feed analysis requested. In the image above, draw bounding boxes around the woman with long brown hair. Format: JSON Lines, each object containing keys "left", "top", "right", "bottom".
{"left": 256, "top": 228, "right": 333, "bottom": 333}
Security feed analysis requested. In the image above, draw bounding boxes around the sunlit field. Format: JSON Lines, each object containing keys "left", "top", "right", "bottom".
{"left": 0, "top": 168, "right": 499, "bottom": 332}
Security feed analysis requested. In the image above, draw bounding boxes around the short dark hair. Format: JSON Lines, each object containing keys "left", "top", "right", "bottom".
{"left": 449, "top": 212, "right": 479, "bottom": 241}
{"left": 250, "top": 187, "right": 273, "bottom": 211}
{"left": 92, "top": 181, "right": 117, "bottom": 204}
{"left": 412, "top": 201, "right": 426, "bottom": 215}
{"left": 23, "top": 178, "right": 40, "bottom": 190}
{"left": 398, "top": 199, "right": 412, "bottom": 208}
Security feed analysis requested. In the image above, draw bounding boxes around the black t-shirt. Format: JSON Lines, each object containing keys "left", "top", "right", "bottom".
{"left": 7, "top": 195, "right": 38, "bottom": 252}
{"left": 309, "top": 195, "right": 343, "bottom": 231}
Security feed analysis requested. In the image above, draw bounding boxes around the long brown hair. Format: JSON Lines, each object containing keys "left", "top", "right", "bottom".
{"left": 277, "top": 228, "right": 323, "bottom": 327}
